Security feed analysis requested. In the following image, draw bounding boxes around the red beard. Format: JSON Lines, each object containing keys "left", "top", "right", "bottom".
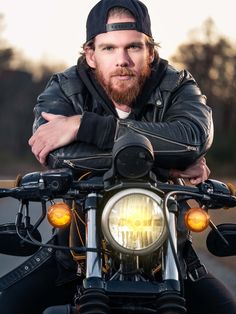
{"left": 95, "top": 63, "right": 151, "bottom": 105}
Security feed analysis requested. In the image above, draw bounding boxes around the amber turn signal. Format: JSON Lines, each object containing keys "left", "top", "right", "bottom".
{"left": 184, "top": 208, "right": 210, "bottom": 232}
{"left": 47, "top": 202, "right": 72, "bottom": 228}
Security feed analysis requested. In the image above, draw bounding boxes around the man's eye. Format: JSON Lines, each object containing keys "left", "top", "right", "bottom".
{"left": 128, "top": 45, "right": 141, "bottom": 50}
{"left": 103, "top": 46, "right": 114, "bottom": 51}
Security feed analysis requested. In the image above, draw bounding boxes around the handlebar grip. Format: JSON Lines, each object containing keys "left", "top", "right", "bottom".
{"left": 0, "top": 175, "right": 22, "bottom": 189}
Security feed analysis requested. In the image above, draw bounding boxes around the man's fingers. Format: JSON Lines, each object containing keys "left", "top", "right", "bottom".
{"left": 38, "top": 147, "right": 50, "bottom": 165}
{"left": 170, "top": 156, "right": 211, "bottom": 185}
{"left": 33, "top": 146, "right": 50, "bottom": 166}
{"left": 189, "top": 177, "right": 201, "bottom": 185}
{"left": 41, "top": 111, "right": 61, "bottom": 121}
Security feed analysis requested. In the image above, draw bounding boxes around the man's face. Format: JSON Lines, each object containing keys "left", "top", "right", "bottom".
{"left": 85, "top": 15, "right": 154, "bottom": 106}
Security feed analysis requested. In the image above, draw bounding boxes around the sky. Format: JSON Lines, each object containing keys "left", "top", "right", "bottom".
{"left": 0, "top": 0, "right": 236, "bottom": 67}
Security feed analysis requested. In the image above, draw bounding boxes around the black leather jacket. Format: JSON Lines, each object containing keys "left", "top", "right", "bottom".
{"left": 33, "top": 58, "right": 213, "bottom": 177}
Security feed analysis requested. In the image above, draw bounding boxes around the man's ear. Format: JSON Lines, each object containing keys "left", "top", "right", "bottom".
{"left": 85, "top": 48, "right": 96, "bottom": 69}
{"left": 148, "top": 50, "right": 155, "bottom": 64}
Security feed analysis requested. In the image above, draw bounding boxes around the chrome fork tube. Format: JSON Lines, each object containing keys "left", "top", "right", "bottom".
{"left": 163, "top": 211, "right": 178, "bottom": 281}
{"left": 85, "top": 193, "right": 101, "bottom": 279}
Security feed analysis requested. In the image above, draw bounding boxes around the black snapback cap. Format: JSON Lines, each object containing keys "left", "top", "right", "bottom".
{"left": 86, "top": 0, "right": 152, "bottom": 42}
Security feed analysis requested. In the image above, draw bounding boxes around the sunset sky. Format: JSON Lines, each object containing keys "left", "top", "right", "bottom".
{"left": 1, "top": 0, "right": 235, "bottom": 66}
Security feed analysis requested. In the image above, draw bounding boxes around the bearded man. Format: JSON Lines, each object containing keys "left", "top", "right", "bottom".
{"left": 29, "top": 2, "right": 211, "bottom": 184}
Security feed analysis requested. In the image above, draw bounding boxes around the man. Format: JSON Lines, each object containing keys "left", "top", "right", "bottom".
{"left": 29, "top": 1, "right": 211, "bottom": 185}
{"left": 0, "top": 1, "right": 235, "bottom": 313}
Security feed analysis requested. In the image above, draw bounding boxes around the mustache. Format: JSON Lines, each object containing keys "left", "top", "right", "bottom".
{"left": 111, "top": 68, "right": 135, "bottom": 77}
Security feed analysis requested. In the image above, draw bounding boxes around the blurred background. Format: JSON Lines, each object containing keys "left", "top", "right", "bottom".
{"left": 0, "top": 0, "right": 236, "bottom": 178}
{"left": 0, "top": 0, "right": 235, "bottom": 296}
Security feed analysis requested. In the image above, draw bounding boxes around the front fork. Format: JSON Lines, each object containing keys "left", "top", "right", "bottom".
{"left": 163, "top": 197, "right": 179, "bottom": 281}
{"left": 76, "top": 193, "right": 109, "bottom": 314}
{"left": 83, "top": 193, "right": 102, "bottom": 280}
{"left": 164, "top": 210, "right": 179, "bottom": 281}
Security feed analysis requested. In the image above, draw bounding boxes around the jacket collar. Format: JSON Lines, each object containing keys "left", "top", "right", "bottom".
{"left": 77, "top": 57, "right": 168, "bottom": 118}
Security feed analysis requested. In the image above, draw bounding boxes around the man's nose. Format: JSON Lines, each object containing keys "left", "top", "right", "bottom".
{"left": 116, "top": 49, "right": 131, "bottom": 67}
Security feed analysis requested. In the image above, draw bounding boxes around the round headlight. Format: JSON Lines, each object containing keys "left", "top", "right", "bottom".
{"left": 101, "top": 188, "right": 167, "bottom": 255}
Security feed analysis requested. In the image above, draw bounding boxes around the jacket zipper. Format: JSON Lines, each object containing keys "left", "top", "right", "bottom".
{"left": 125, "top": 123, "right": 198, "bottom": 153}
{"left": 63, "top": 154, "right": 111, "bottom": 170}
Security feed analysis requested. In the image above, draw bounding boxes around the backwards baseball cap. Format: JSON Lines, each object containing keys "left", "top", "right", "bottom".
{"left": 86, "top": 0, "right": 152, "bottom": 42}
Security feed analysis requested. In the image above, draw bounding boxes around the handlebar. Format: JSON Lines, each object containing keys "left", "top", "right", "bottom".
{"left": 0, "top": 169, "right": 236, "bottom": 209}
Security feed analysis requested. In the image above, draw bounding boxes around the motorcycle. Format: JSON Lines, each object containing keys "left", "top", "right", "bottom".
{"left": 0, "top": 133, "right": 235, "bottom": 314}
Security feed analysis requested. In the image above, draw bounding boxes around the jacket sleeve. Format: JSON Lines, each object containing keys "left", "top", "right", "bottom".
{"left": 33, "top": 76, "right": 79, "bottom": 131}
{"left": 32, "top": 74, "right": 117, "bottom": 172}
{"left": 33, "top": 75, "right": 117, "bottom": 150}
{"left": 120, "top": 83, "right": 213, "bottom": 169}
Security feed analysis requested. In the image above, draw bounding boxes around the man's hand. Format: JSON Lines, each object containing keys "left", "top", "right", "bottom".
{"left": 170, "top": 157, "right": 210, "bottom": 185}
{"left": 28, "top": 112, "right": 81, "bottom": 165}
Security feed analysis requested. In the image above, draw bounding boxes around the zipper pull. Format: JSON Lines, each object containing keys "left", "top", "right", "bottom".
{"left": 187, "top": 146, "right": 198, "bottom": 151}
{"left": 63, "top": 160, "right": 76, "bottom": 168}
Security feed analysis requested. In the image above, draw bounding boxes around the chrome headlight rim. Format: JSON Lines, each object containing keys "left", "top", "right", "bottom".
{"left": 101, "top": 188, "right": 167, "bottom": 256}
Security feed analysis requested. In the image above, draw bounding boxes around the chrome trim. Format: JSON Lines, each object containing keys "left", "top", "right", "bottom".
{"left": 86, "top": 193, "right": 101, "bottom": 278}
{"left": 163, "top": 212, "right": 178, "bottom": 280}
{"left": 101, "top": 188, "right": 167, "bottom": 256}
